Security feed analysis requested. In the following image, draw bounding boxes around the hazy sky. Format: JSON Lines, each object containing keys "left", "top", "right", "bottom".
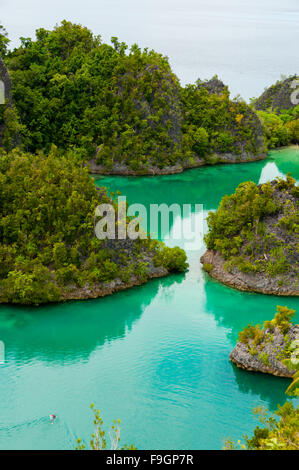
{"left": 1, "top": 0, "right": 299, "bottom": 99}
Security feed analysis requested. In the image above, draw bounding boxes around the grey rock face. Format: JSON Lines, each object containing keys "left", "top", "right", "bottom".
{"left": 0, "top": 57, "right": 12, "bottom": 105}
{"left": 254, "top": 75, "right": 299, "bottom": 112}
{"left": 230, "top": 325, "right": 299, "bottom": 377}
{"left": 200, "top": 180, "right": 299, "bottom": 296}
{"left": 197, "top": 77, "right": 227, "bottom": 96}
{"left": 0, "top": 57, "right": 17, "bottom": 149}
{"left": 116, "top": 63, "right": 183, "bottom": 149}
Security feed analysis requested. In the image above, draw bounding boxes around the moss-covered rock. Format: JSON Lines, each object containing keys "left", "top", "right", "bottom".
{"left": 201, "top": 175, "right": 299, "bottom": 295}
{"left": 254, "top": 75, "right": 299, "bottom": 112}
{"left": 0, "top": 57, "right": 21, "bottom": 150}
{"left": 230, "top": 306, "right": 299, "bottom": 378}
{"left": 181, "top": 77, "right": 265, "bottom": 167}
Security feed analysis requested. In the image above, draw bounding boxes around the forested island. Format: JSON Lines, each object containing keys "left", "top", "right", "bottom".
{"left": 201, "top": 175, "right": 299, "bottom": 296}
{"left": 0, "top": 21, "right": 267, "bottom": 175}
{"left": 0, "top": 21, "right": 298, "bottom": 303}
{"left": 230, "top": 306, "right": 299, "bottom": 381}
{"left": 1, "top": 22, "right": 299, "bottom": 174}
{"left": 0, "top": 149, "right": 187, "bottom": 305}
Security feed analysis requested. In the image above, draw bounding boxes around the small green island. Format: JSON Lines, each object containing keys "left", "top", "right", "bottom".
{"left": 0, "top": 149, "right": 187, "bottom": 305}
{"left": 201, "top": 175, "right": 299, "bottom": 296}
{"left": 230, "top": 306, "right": 299, "bottom": 384}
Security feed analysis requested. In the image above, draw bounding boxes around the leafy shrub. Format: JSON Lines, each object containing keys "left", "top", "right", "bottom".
{"left": 153, "top": 245, "right": 188, "bottom": 272}
{"left": 0, "top": 149, "right": 187, "bottom": 304}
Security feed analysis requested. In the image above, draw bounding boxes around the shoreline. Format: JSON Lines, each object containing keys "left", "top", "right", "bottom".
{"left": 0, "top": 266, "right": 171, "bottom": 306}
{"left": 200, "top": 250, "right": 299, "bottom": 297}
{"left": 88, "top": 152, "right": 267, "bottom": 177}
{"left": 60, "top": 266, "right": 170, "bottom": 302}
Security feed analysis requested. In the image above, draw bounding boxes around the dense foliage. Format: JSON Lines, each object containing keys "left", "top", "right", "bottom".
{"left": 239, "top": 306, "right": 296, "bottom": 345}
{"left": 224, "top": 402, "right": 299, "bottom": 450}
{"left": 3, "top": 21, "right": 264, "bottom": 171}
{"left": 205, "top": 175, "right": 299, "bottom": 282}
{"left": 5, "top": 21, "right": 183, "bottom": 169}
{"left": 0, "top": 25, "right": 9, "bottom": 57}
{"left": 238, "top": 306, "right": 299, "bottom": 397}
{"left": 252, "top": 75, "right": 299, "bottom": 149}
{"left": 238, "top": 306, "right": 299, "bottom": 396}
{"left": 181, "top": 80, "right": 264, "bottom": 160}
{"left": 257, "top": 106, "right": 299, "bottom": 150}
{"left": 0, "top": 148, "right": 187, "bottom": 305}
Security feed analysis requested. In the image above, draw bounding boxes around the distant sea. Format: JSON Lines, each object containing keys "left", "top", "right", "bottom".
{"left": 2, "top": 0, "right": 299, "bottom": 99}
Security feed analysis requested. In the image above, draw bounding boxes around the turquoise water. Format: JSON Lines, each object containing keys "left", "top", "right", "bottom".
{"left": 0, "top": 147, "right": 298, "bottom": 450}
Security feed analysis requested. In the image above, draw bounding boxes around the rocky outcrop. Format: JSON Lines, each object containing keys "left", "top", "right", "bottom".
{"left": 61, "top": 262, "right": 169, "bottom": 301}
{"left": 230, "top": 323, "right": 299, "bottom": 378}
{"left": 0, "top": 57, "right": 12, "bottom": 105}
{"left": 90, "top": 73, "right": 266, "bottom": 176}
{"left": 200, "top": 249, "right": 298, "bottom": 296}
{"left": 0, "top": 57, "right": 20, "bottom": 149}
{"left": 122, "top": 63, "right": 182, "bottom": 149}
{"left": 89, "top": 152, "right": 266, "bottom": 176}
{"left": 254, "top": 75, "right": 299, "bottom": 112}
{"left": 92, "top": 62, "right": 185, "bottom": 172}
{"left": 197, "top": 77, "right": 228, "bottom": 96}
{"left": 201, "top": 178, "right": 299, "bottom": 296}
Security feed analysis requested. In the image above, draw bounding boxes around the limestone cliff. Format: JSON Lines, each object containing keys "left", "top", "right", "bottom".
{"left": 254, "top": 75, "right": 299, "bottom": 112}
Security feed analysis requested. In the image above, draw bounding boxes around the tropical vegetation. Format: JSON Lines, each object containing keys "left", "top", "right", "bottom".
{"left": 0, "top": 148, "right": 187, "bottom": 305}
{"left": 224, "top": 402, "right": 299, "bottom": 450}
{"left": 2, "top": 21, "right": 264, "bottom": 172}
{"left": 204, "top": 175, "right": 299, "bottom": 285}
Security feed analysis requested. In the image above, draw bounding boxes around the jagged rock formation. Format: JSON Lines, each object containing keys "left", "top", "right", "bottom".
{"left": 197, "top": 77, "right": 227, "bottom": 95}
{"left": 90, "top": 63, "right": 184, "bottom": 175}
{"left": 230, "top": 308, "right": 299, "bottom": 378}
{"left": 201, "top": 177, "right": 299, "bottom": 296}
{"left": 0, "top": 57, "right": 12, "bottom": 105}
{"left": 230, "top": 324, "right": 299, "bottom": 377}
{"left": 254, "top": 75, "right": 299, "bottom": 112}
{"left": 0, "top": 58, "right": 12, "bottom": 147}
{"left": 89, "top": 75, "right": 267, "bottom": 175}
{"left": 0, "top": 57, "right": 20, "bottom": 150}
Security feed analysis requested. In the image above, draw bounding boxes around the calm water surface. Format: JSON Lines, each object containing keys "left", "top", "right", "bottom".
{"left": 0, "top": 147, "right": 298, "bottom": 450}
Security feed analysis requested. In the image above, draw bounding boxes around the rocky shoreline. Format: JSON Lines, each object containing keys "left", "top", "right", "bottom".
{"left": 60, "top": 264, "right": 169, "bottom": 302}
{"left": 88, "top": 152, "right": 267, "bottom": 176}
{"left": 200, "top": 250, "right": 299, "bottom": 296}
{"left": 230, "top": 323, "right": 299, "bottom": 378}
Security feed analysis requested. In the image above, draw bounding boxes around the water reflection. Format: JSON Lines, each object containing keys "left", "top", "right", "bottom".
{"left": 231, "top": 363, "right": 293, "bottom": 411}
{"left": 0, "top": 148, "right": 298, "bottom": 450}
{"left": 258, "top": 162, "right": 285, "bottom": 184}
{"left": 96, "top": 148, "right": 299, "bottom": 246}
{"left": 0, "top": 274, "right": 185, "bottom": 365}
{"left": 269, "top": 147, "right": 299, "bottom": 180}
{"left": 204, "top": 277, "right": 299, "bottom": 343}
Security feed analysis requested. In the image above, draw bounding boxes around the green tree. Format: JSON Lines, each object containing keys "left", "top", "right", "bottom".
{"left": 76, "top": 404, "right": 136, "bottom": 450}
{"left": 0, "top": 24, "right": 9, "bottom": 57}
{"left": 224, "top": 402, "right": 299, "bottom": 450}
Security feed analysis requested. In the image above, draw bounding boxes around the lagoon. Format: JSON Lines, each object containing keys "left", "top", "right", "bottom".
{"left": 0, "top": 147, "right": 298, "bottom": 449}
